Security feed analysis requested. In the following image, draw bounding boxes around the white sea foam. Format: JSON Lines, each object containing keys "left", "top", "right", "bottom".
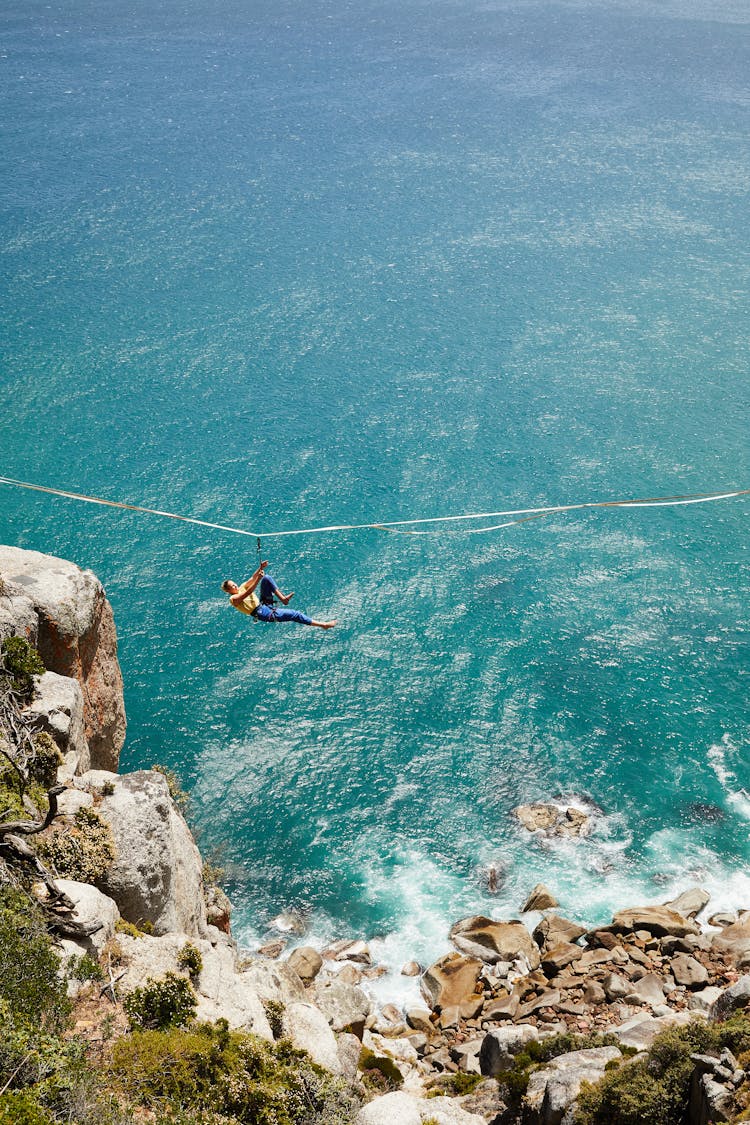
{"left": 708, "top": 736, "right": 750, "bottom": 820}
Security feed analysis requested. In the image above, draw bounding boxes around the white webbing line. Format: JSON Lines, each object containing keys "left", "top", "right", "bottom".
{"left": 0, "top": 474, "right": 747, "bottom": 541}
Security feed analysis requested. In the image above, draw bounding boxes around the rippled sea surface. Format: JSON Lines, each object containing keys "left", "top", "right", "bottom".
{"left": 2, "top": 0, "right": 749, "bottom": 996}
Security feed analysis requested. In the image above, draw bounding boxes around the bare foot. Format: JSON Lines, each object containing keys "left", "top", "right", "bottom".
{"left": 311, "top": 619, "right": 337, "bottom": 629}
{"left": 279, "top": 591, "right": 295, "bottom": 605}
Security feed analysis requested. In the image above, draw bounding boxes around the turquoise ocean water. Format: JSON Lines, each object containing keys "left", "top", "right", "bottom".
{"left": 2, "top": 0, "right": 749, "bottom": 997}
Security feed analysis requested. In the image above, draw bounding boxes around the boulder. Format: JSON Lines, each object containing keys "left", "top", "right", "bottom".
{"left": 96, "top": 770, "right": 207, "bottom": 939}
{"left": 692, "top": 1074, "right": 735, "bottom": 1125}
{"left": 688, "top": 986, "right": 723, "bottom": 1014}
{"left": 313, "top": 977, "right": 371, "bottom": 1037}
{"left": 708, "top": 912, "right": 738, "bottom": 929}
{"left": 0, "top": 547, "right": 125, "bottom": 769}
{"left": 450, "top": 1037, "right": 483, "bottom": 1074}
{"left": 479, "top": 1024, "right": 540, "bottom": 1076}
{"left": 514, "top": 804, "right": 558, "bottom": 832}
{"left": 602, "top": 973, "right": 631, "bottom": 1002}
{"left": 287, "top": 945, "right": 323, "bottom": 983}
{"left": 711, "top": 922, "right": 750, "bottom": 967}
{"left": 612, "top": 1011, "right": 696, "bottom": 1051}
{"left": 663, "top": 887, "right": 710, "bottom": 920}
{"left": 54, "top": 878, "right": 119, "bottom": 956}
{"left": 670, "top": 953, "right": 709, "bottom": 988}
{"left": 523, "top": 884, "right": 559, "bottom": 912}
{"left": 27, "top": 671, "right": 89, "bottom": 772}
{"left": 627, "top": 972, "right": 665, "bottom": 1008}
{"left": 238, "top": 958, "right": 306, "bottom": 1005}
{"left": 56, "top": 788, "right": 94, "bottom": 816}
{"left": 282, "top": 1001, "right": 342, "bottom": 1074}
{"left": 541, "top": 943, "right": 583, "bottom": 976}
{"left": 355, "top": 1091, "right": 486, "bottom": 1125}
{"left": 204, "top": 885, "right": 232, "bottom": 933}
{"left": 524, "top": 1046, "right": 622, "bottom": 1125}
{"left": 115, "top": 930, "right": 272, "bottom": 1039}
{"left": 709, "top": 975, "right": 750, "bottom": 1021}
{"left": 609, "top": 906, "right": 700, "bottom": 938}
{"left": 534, "top": 914, "right": 587, "bottom": 951}
{"left": 421, "top": 952, "right": 483, "bottom": 1011}
{"left": 401, "top": 960, "right": 422, "bottom": 977}
{"left": 336, "top": 1031, "right": 362, "bottom": 1082}
{"left": 450, "top": 916, "right": 540, "bottom": 969}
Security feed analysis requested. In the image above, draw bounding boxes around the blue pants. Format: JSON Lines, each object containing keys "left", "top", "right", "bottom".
{"left": 255, "top": 604, "right": 313, "bottom": 626}
{"left": 256, "top": 574, "right": 312, "bottom": 625}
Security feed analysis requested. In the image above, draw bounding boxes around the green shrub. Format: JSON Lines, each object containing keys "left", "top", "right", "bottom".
{"left": 70, "top": 953, "right": 104, "bottom": 983}
{"left": 359, "top": 1046, "right": 404, "bottom": 1091}
{"left": 262, "top": 998, "right": 285, "bottom": 1039}
{"left": 1, "top": 637, "right": 45, "bottom": 700}
{"left": 574, "top": 1019, "right": 734, "bottom": 1125}
{"left": 0, "top": 887, "right": 69, "bottom": 1033}
{"left": 177, "top": 942, "right": 204, "bottom": 983}
{"left": 27, "top": 732, "right": 63, "bottom": 788}
{"left": 123, "top": 972, "right": 197, "bottom": 1031}
{"left": 36, "top": 805, "right": 115, "bottom": 882}
{"left": 110, "top": 1022, "right": 360, "bottom": 1124}
{"left": 115, "top": 919, "right": 143, "bottom": 939}
{"left": 0, "top": 1090, "right": 55, "bottom": 1125}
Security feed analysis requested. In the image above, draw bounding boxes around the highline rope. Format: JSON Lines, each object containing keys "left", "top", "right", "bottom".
{"left": 0, "top": 474, "right": 748, "bottom": 542}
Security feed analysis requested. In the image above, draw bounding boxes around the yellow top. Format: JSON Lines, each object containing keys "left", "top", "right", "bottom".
{"left": 232, "top": 580, "right": 259, "bottom": 616}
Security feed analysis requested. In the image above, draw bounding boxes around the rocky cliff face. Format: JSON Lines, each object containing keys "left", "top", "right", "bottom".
{"left": 0, "top": 546, "right": 125, "bottom": 771}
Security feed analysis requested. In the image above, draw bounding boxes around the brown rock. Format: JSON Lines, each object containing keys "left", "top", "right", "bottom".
{"left": 583, "top": 981, "right": 606, "bottom": 1005}
{"left": 670, "top": 953, "right": 709, "bottom": 989}
{"left": 286, "top": 946, "right": 323, "bottom": 984}
{"left": 610, "top": 907, "right": 700, "bottom": 938}
{"left": 405, "top": 1007, "right": 434, "bottom": 1034}
{"left": 421, "top": 952, "right": 483, "bottom": 1012}
{"left": 517, "top": 989, "right": 561, "bottom": 1019}
{"left": 482, "top": 993, "right": 519, "bottom": 1022}
{"left": 514, "top": 803, "right": 559, "bottom": 832}
{"left": 541, "top": 942, "right": 584, "bottom": 976}
{"left": 533, "top": 914, "right": 587, "bottom": 951}
{"left": 558, "top": 807, "right": 590, "bottom": 837}
{"left": 401, "top": 960, "right": 422, "bottom": 977}
{"left": 711, "top": 921, "right": 750, "bottom": 967}
{"left": 586, "top": 929, "right": 620, "bottom": 950}
{"left": 450, "top": 916, "right": 540, "bottom": 969}
{"left": 522, "top": 883, "right": 559, "bottom": 912}
{"left": 257, "top": 940, "right": 286, "bottom": 959}
{"left": 204, "top": 884, "right": 232, "bottom": 933}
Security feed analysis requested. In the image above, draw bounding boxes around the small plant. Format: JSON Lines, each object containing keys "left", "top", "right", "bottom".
{"left": 359, "top": 1046, "right": 403, "bottom": 1091}
{"left": 177, "top": 943, "right": 203, "bottom": 983}
{"left": 151, "top": 764, "right": 190, "bottom": 815}
{"left": 28, "top": 732, "right": 63, "bottom": 788}
{"left": 36, "top": 805, "right": 115, "bottom": 882}
{"left": 115, "top": 919, "right": 143, "bottom": 939}
{"left": 435, "top": 1071, "right": 483, "bottom": 1096}
{"left": 101, "top": 780, "right": 115, "bottom": 796}
{"left": 262, "top": 998, "right": 285, "bottom": 1039}
{"left": 0, "top": 636, "right": 45, "bottom": 700}
{"left": 123, "top": 972, "right": 197, "bottom": 1031}
{"left": 70, "top": 953, "right": 104, "bottom": 983}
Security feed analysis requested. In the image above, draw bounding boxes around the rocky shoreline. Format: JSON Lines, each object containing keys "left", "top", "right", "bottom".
{"left": 1, "top": 544, "right": 749, "bottom": 1125}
